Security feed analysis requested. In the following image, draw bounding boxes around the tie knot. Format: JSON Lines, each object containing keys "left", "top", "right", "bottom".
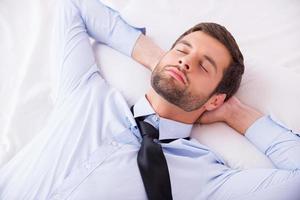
{"left": 138, "top": 121, "right": 159, "bottom": 139}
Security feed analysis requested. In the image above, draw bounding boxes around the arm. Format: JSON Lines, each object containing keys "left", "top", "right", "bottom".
{"left": 54, "top": 0, "right": 164, "bottom": 99}
{"left": 132, "top": 34, "right": 165, "bottom": 71}
{"left": 198, "top": 96, "right": 300, "bottom": 169}
{"left": 72, "top": 0, "right": 164, "bottom": 70}
{"left": 198, "top": 97, "right": 300, "bottom": 199}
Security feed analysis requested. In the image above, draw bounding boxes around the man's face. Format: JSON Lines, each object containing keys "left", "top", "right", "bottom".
{"left": 151, "top": 31, "right": 231, "bottom": 112}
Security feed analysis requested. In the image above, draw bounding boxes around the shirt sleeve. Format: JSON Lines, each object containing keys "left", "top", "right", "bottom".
{"left": 210, "top": 167, "right": 300, "bottom": 200}
{"left": 245, "top": 115, "right": 300, "bottom": 170}
{"left": 52, "top": 0, "right": 145, "bottom": 101}
{"left": 75, "top": 0, "right": 145, "bottom": 57}
{"left": 207, "top": 115, "right": 300, "bottom": 199}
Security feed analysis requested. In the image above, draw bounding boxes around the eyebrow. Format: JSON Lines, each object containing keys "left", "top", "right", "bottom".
{"left": 177, "top": 40, "right": 218, "bottom": 72}
{"left": 178, "top": 40, "right": 192, "bottom": 48}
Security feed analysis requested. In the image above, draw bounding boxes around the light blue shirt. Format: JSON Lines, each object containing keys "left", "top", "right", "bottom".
{"left": 1, "top": 0, "right": 300, "bottom": 199}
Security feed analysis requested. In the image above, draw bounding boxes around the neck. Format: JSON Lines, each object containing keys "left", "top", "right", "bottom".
{"left": 146, "top": 88, "right": 205, "bottom": 124}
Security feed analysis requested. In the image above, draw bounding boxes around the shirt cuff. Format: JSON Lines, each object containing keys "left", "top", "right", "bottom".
{"left": 109, "top": 16, "right": 146, "bottom": 57}
{"left": 245, "top": 115, "right": 291, "bottom": 153}
{"left": 128, "top": 27, "right": 146, "bottom": 57}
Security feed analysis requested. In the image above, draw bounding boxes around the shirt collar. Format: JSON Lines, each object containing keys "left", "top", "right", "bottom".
{"left": 133, "top": 95, "right": 193, "bottom": 140}
{"left": 133, "top": 95, "right": 155, "bottom": 118}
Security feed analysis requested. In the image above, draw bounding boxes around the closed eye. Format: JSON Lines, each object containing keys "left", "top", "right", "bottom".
{"left": 176, "top": 49, "right": 187, "bottom": 54}
{"left": 200, "top": 64, "right": 208, "bottom": 72}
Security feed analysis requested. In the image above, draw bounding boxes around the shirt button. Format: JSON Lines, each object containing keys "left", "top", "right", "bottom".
{"left": 83, "top": 162, "right": 91, "bottom": 169}
{"left": 111, "top": 141, "right": 118, "bottom": 146}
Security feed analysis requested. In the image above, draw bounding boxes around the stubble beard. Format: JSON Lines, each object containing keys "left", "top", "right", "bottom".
{"left": 151, "top": 65, "right": 208, "bottom": 112}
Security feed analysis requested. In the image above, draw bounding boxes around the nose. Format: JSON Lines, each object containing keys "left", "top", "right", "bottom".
{"left": 178, "top": 58, "right": 190, "bottom": 71}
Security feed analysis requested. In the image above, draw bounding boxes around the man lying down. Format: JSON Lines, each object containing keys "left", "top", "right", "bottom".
{"left": 1, "top": 0, "right": 300, "bottom": 199}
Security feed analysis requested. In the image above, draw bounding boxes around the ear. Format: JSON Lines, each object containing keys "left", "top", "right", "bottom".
{"left": 204, "top": 93, "right": 227, "bottom": 111}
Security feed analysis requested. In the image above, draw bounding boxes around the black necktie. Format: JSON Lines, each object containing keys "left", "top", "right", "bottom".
{"left": 131, "top": 107, "right": 173, "bottom": 200}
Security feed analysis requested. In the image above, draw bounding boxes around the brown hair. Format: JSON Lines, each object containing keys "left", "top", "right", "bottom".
{"left": 171, "top": 22, "right": 244, "bottom": 101}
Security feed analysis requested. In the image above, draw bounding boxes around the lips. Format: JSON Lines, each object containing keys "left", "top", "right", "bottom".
{"left": 165, "top": 66, "right": 187, "bottom": 85}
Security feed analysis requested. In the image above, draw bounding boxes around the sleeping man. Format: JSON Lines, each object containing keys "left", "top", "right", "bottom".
{"left": 0, "top": 0, "right": 300, "bottom": 199}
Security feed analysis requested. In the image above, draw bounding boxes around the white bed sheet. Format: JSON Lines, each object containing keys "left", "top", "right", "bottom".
{"left": 0, "top": 0, "right": 300, "bottom": 168}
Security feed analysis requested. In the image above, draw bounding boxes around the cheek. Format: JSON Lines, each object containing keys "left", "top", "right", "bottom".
{"left": 158, "top": 52, "right": 178, "bottom": 66}
{"left": 189, "top": 75, "right": 218, "bottom": 96}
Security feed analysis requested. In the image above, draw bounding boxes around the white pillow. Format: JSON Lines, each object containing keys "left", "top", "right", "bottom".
{"left": 96, "top": 0, "right": 300, "bottom": 169}
{"left": 93, "top": 44, "right": 151, "bottom": 105}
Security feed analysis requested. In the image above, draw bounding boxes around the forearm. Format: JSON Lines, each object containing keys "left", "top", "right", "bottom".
{"left": 71, "top": 0, "right": 164, "bottom": 70}
{"left": 224, "top": 100, "right": 263, "bottom": 135}
{"left": 245, "top": 115, "right": 300, "bottom": 170}
{"left": 132, "top": 34, "right": 165, "bottom": 71}
{"left": 223, "top": 99, "right": 300, "bottom": 170}
{"left": 72, "top": 0, "right": 142, "bottom": 57}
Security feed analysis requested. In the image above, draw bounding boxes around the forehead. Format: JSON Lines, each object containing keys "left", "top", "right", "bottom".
{"left": 178, "top": 31, "right": 231, "bottom": 70}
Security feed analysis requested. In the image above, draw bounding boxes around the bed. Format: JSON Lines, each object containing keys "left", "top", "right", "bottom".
{"left": 0, "top": 0, "right": 300, "bottom": 170}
